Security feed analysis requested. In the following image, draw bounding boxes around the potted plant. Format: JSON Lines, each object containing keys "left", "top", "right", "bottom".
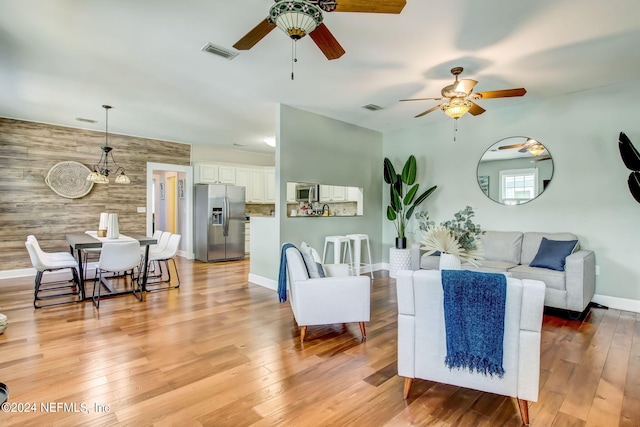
{"left": 420, "top": 206, "right": 485, "bottom": 268}
{"left": 384, "top": 155, "right": 437, "bottom": 249}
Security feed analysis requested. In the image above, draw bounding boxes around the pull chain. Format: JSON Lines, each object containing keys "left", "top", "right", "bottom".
{"left": 453, "top": 119, "right": 458, "bottom": 142}
{"left": 291, "top": 39, "right": 298, "bottom": 80}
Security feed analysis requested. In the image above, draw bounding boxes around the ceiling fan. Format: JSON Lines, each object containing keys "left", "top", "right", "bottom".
{"left": 499, "top": 138, "right": 547, "bottom": 156}
{"left": 233, "top": 0, "right": 407, "bottom": 60}
{"left": 400, "top": 67, "right": 527, "bottom": 119}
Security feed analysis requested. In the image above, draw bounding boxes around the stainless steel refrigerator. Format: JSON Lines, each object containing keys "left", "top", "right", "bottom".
{"left": 195, "top": 184, "right": 246, "bottom": 262}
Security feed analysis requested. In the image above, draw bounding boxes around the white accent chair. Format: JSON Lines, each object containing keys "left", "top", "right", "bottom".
{"left": 146, "top": 233, "right": 181, "bottom": 290}
{"left": 285, "top": 246, "right": 370, "bottom": 342}
{"left": 92, "top": 241, "right": 142, "bottom": 308}
{"left": 25, "top": 237, "right": 82, "bottom": 308}
{"left": 396, "top": 270, "right": 545, "bottom": 425}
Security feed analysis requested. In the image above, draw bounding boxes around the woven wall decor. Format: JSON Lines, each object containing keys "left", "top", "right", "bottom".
{"left": 45, "top": 161, "right": 94, "bottom": 199}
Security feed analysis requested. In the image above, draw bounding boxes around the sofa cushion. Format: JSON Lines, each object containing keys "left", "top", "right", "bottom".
{"left": 480, "top": 231, "right": 523, "bottom": 265}
{"left": 420, "top": 254, "right": 440, "bottom": 270}
{"left": 520, "top": 232, "right": 579, "bottom": 266}
{"left": 472, "top": 260, "right": 519, "bottom": 273}
{"left": 530, "top": 238, "right": 578, "bottom": 271}
{"left": 509, "top": 265, "right": 566, "bottom": 291}
{"left": 300, "top": 242, "right": 325, "bottom": 278}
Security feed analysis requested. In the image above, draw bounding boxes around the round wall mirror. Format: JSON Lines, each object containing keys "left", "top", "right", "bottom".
{"left": 476, "top": 136, "right": 554, "bottom": 205}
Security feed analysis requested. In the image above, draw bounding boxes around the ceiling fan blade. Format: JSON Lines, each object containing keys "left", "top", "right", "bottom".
{"left": 498, "top": 144, "right": 525, "bottom": 150}
{"left": 475, "top": 88, "right": 527, "bottom": 99}
{"left": 468, "top": 101, "right": 486, "bottom": 116}
{"left": 233, "top": 18, "right": 276, "bottom": 50}
{"left": 334, "top": 0, "right": 406, "bottom": 13}
{"left": 455, "top": 79, "right": 478, "bottom": 95}
{"left": 309, "top": 23, "right": 345, "bottom": 60}
{"left": 400, "top": 97, "right": 444, "bottom": 102}
{"left": 415, "top": 104, "right": 443, "bottom": 118}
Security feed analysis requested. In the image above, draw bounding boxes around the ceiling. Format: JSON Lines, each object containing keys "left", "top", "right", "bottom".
{"left": 1, "top": 0, "right": 640, "bottom": 154}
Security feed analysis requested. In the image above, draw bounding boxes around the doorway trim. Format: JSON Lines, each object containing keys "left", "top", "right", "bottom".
{"left": 146, "top": 162, "right": 194, "bottom": 259}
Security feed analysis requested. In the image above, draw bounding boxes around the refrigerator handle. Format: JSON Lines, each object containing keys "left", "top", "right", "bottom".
{"left": 223, "top": 196, "right": 229, "bottom": 236}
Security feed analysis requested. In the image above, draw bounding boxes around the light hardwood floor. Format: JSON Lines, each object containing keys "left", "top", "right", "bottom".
{"left": 0, "top": 258, "right": 638, "bottom": 426}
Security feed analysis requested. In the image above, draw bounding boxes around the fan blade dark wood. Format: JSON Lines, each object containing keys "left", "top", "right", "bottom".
{"left": 400, "top": 97, "right": 444, "bottom": 102}
{"left": 334, "top": 0, "right": 406, "bottom": 13}
{"left": 415, "top": 104, "right": 443, "bottom": 118}
{"left": 475, "top": 88, "right": 527, "bottom": 99}
{"left": 468, "top": 101, "right": 486, "bottom": 116}
{"left": 309, "top": 23, "right": 345, "bottom": 60}
{"left": 498, "top": 144, "right": 525, "bottom": 150}
{"left": 233, "top": 18, "right": 276, "bottom": 50}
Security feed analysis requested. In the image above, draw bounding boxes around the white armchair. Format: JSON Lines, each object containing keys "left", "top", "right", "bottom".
{"left": 396, "top": 270, "right": 545, "bottom": 425}
{"left": 285, "top": 247, "right": 370, "bottom": 342}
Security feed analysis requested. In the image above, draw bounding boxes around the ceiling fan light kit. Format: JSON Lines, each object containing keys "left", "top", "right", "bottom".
{"left": 442, "top": 99, "right": 472, "bottom": 119}
{"left": 269, "top": 0, "right": 323, "bottom": 40}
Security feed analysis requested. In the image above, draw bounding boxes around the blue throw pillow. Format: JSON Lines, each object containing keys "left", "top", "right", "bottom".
{"left": 530, "top": 237, "right": 578, "bottom": 271}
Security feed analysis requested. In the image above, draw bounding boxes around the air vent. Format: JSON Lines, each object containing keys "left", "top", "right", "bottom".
{"left": 75, "top": 117, "right": 98, "bottom": 123}
{"left": 362, "top": 104, "right": 383, "bottom": 111}
{"left": 201, "top": 42, "right": 239, "bottom": 60}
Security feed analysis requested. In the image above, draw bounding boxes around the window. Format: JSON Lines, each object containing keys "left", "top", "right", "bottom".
{"left": 499, "top": 168, "right": 538, "bottom": 205}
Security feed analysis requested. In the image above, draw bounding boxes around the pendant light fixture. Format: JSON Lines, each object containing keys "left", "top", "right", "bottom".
{"left": 87, "top": 105, "right": 130, "bottom": 184}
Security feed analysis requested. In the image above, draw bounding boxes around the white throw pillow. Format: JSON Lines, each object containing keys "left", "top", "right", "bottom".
{"left": 300, "top": 242, "right": 325, "bottom": 278}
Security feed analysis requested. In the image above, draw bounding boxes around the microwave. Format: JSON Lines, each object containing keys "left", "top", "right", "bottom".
{"left": 295, "top": 184, "right": 319, "bottom": 203}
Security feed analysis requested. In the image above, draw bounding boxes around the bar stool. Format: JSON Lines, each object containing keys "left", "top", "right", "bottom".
{"left": 346, "top": 234, "right": 373, "bottom": 278}
{"left": 322, "top": 235, "right": 353, "bottom": 267}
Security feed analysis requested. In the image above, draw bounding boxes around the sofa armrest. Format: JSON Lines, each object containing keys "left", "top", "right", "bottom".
{"left": 291, "top": 276, "right": 370, "bottom": 325}
{"left": 564, "top": 249, "right": 596, "bottom": 312}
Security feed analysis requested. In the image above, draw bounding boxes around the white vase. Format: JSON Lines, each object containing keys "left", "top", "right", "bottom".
{"left": 106, "top": 213, "right": 119, "bottom": 239}
{"left": 439, "top": 253, "right": 461, "bottom": 270}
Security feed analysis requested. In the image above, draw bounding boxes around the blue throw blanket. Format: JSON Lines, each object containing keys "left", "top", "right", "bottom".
{"left": 277, "top": 243, "right": 297, "bottom": 302}
{"left": 442, "top": 270, "right": 507, "bottom": 377}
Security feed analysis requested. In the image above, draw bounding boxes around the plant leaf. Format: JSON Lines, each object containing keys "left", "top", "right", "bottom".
{"left": 383, "top": 158, "right": 397, "bottom": 184}
{"left": 628, "top": 171, "right": 640, "bottom": 203}
{"left": 391, "top": 186, "right": 402, "bottom": 211}
{"left": 413, "top": 185, "right": 437, "bottom": 206}
{"left": 619, "top": 132, "right": 640, "bottom": 171}
{"left": 406, "top": 204, "right": 416, "bottom": 220}
{"left": 394, "top": 174, "right": 403, "bottom": 197}
{"left": 387, "top": 205, "right": 397, "bottom": 221}
{"left": 403, "top": 183, "right": 419, "bottom": 206}
{"left": 401, "top": 155, "right": 417, "bottom": 185}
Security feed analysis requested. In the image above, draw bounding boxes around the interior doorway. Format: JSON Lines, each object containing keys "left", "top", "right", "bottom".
{"left": 147, "top": 163, "right": 194, "bottom": 259}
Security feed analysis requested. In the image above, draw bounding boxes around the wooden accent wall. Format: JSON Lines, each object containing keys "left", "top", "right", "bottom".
{"left": 0, "top": 118, "right": 191, "bottom": 271}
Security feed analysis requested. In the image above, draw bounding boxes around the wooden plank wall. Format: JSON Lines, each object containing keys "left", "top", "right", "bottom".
{"left": 0, "top": 118, "right": 191, "bottom": 270}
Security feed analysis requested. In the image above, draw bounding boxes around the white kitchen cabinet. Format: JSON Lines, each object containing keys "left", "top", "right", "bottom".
{"left": 264, "top": 167, "right": 275, "bottom": 203}
{"left": 248, "top": 168, "right": 265, "bottom": 202}
{"left": 320, "top": 185, "right": 346, "bottom": 202}
{"left": 347, "top": 186, "right": 361, "bottom": 202}
{"left": 286, "top": 182, "right": 297, "bottom": 203}
{"left": 194, "top": 163, "right": 236, "bottom": 184}
{"left": 235, "top": 167, "right": 250, "bottom": 194}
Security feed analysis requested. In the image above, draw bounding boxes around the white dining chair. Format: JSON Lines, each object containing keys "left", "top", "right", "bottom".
{"left": 25, "top": 238, "right": 82, "bottom": 308}
{"left": 92, "top": 241, "right": 142, "bottom": 308}
{"left": 146, "top": 233, "right": 181, "bottom": 291}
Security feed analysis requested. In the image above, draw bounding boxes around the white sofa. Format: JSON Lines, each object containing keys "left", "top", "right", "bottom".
{"left": 413, "top": 231, "right": 596, "bottom": 314}
{"left": 285, "top": 247, "right": 370, "bottom": 342}
{"left": 396, "top": 269, "right": 545, "bottom": 425}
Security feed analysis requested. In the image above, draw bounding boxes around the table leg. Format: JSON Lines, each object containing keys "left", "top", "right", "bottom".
{"left": 140, "top": 245, "right": 150, "bottom": 301}
{"left": 75, "top": 247, "right": 86, "bottom": 300}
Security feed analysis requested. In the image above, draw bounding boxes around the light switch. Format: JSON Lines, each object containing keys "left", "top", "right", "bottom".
{"left": 137, "top": 207, "right": 146, "bottom": 213}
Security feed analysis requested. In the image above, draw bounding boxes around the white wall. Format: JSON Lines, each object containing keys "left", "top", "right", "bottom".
{"left": 191, "top": 144, "right": 275, "bottom": 166}
{"left": 265, "top": 104, "right": 384, "bottom": 280}
{"left": 383, "top": 79, "right": 640, "bottom": 303}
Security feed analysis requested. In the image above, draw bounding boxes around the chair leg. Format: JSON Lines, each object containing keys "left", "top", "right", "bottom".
{"left": 33, "top": 271, "right": 43, "bottom": 308}
{"left": 403, "top": 377, "right": 413, "bottom": 399}
{"left": 359, "top": 322, "right": 366, "bottom": 341}
{"left": 517, "top": 398, "right": 530, "bottom": 425}
{"left": 300, "top": 326, "right": 307, "bottom": 342}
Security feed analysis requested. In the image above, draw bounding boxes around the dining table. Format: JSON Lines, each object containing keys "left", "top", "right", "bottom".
{"left": 65, "top": 232, "right": 157, "bottom": 301}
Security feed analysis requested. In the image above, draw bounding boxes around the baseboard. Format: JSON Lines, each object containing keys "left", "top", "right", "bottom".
{"left": 592, "top": 294, "right": 640, "bottom": 314}
{"left": 248, "top": 274, "right": 277, "bottom": 291}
